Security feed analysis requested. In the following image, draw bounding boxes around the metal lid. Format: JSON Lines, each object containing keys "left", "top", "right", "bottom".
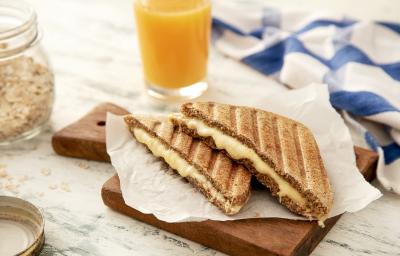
{"left": 0, "top": 196, "right": 45, "bottom": 256}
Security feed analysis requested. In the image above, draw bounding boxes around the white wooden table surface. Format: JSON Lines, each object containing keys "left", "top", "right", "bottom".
{"left": 1, "top": 0, "right": 400, "bottom": 255}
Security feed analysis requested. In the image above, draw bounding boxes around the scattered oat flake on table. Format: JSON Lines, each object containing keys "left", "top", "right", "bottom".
{"left": 18, "top": 175, "right": 29, "bottom": 182}
{"left": 77, "top": 161, "right": 90, "bottom": 170}
{"left": 60, "top": 182, "right": 71, "bottom": 192}
{"left": 5, "top": 182, "right": 19, "bottom": 194}
{"left": 49, "top": 184, "right": 58, "bottom": 190}
{"left": 41, "top": 168, "right": 51, "bottom": 176}
{"left": 36, "top": 192, "right": 44, "bottom": 197}
{"left": 0, "top": 169, "right": 8, "bottom": 178}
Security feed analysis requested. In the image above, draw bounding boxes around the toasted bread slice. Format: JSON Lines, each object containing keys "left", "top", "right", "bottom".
{"left": 170, "top": 102, "right": 333, "bottom": 221}
{"left": 124, "top": 115, "right": 251, "bottom": 215}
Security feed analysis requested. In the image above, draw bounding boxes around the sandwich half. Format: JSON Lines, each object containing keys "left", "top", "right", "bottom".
{"left": 124, "top": 114, "right": 252, "bottom": 215}
{"left": 170, "top": 102, "right": 333, "bottom": 222}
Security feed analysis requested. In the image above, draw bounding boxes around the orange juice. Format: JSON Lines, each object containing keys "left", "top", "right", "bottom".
{"left": 134, "top": 0, "right": 211, "bottom": 89}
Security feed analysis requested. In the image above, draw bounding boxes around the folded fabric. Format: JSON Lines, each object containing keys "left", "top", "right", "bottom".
{"left": 213, "top": 3, "right": 400, "bottom": 194}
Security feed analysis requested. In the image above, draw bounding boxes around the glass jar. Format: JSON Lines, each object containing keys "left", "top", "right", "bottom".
{"left": 0, "top": 0, "right": 54, "bottom": 145}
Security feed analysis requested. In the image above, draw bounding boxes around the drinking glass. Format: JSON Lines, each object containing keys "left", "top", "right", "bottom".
{"left": 134, "top": 0, "right": 211, "bottom": 100}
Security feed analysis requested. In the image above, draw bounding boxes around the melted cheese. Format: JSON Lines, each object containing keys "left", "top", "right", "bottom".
{"left": 133, "top": 128, "right": 242, "bottom": 214}
{"left": 171, "top": 114, "right": 307, "bottom": 207}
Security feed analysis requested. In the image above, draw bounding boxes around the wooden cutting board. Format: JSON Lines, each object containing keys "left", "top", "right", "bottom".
{"left": 52, "top": 102, "right": 378, "bottom": 256}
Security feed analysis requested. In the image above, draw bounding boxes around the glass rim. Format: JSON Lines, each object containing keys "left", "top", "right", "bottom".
{"left": 134, "top": 0, "right": 211, "bottom": 14}
{"left": 0, "top": 0, "right": 40, "bottom": 59}
{"left": 0, "top": 0, "right": 37, "bottom": 40}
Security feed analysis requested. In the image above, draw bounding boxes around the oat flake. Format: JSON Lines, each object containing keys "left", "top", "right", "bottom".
{"left": 0, "top": 56, "right": 54, "bottom": 142}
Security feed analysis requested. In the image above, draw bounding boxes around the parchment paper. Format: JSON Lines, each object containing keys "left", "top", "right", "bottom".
{"left": 106, "top": 84, "right": 382, "bottom": 222}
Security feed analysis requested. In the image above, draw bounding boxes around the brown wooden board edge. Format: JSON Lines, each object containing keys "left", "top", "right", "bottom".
{"left": 102, "top": 175, "right": 292, "bottom": 256}
{"left": 101, "top": 149, "right": 377, "bottom": 256}
{"left": 51, "top": 102, "right": 379, "bottom": 256}
{"left": 51, "top": 103, "right": 129, "bottom": 162}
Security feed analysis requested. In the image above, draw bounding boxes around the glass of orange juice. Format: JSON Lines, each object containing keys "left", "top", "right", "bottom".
{"left": 134, "top": 0, "right": 211, "bottom": 100}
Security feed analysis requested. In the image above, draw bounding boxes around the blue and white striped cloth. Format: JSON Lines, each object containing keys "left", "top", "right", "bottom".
{"left": 213, "top": 5, "right": 400, "bottom": 194}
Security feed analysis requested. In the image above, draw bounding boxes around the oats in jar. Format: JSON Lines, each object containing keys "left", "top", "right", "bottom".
{"left": 0, "top": 56, "right": 54, "bottom": 142}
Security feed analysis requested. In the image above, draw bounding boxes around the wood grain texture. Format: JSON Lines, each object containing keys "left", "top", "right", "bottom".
{"left": 52, "top": 103, "right": 129, "bottom": 162}
{"left": 52, "top": 103, "right": 378, "bottom": 256}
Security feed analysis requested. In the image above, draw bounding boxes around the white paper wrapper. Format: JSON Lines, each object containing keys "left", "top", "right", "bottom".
{"left": 106, "top": 84, "right": 382, "bottom": 222}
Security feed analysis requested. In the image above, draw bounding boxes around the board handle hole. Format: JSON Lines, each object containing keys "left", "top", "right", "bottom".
{"left": 97, "top": 121, "right": 106, "bottom": 126}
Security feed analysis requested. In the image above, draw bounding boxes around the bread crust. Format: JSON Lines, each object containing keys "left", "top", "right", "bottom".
{"left": 124, "top": 115, "right": 251, "bottom": 215}
{"left": 176, "top": 102, "right": 333, "bottom": 219}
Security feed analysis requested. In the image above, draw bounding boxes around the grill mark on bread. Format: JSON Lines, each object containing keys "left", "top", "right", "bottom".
{"left": 312, "top": 133, "right": 327, "bottom": 194}
{"left": 191, "top": 142, "right": 202, "bottom": 168}
{"left": 259, "top": 111, "right": 273, "bottom": 157}
{"left": 280, "top": 120, "right": 296, "bottom": 180}
{"left": 153, "top": 121, "right": 161, "bottom": 134}
{"left": 207, "top": 149, "right": 218, "bottom": 175}
{"left": 211, "top": 153, "right": 221, "bottom": 179}
{"left": 171, "top": 129, "right": 182, "bottom": 151}
{"left": 230, "top": 165, "right": 238, "bottom": 196}
{"left": 212, "top": 104, "right": 217, "bottom": 124}
{"left": 170, "top": 126, "right": 179, "bottom": 147}
{"left": 272, "top": 116, "right": 284, "bottom": 174}
{"left": 227, "top": 164, "right": 237, "bottom": 195}
{"left": 298, "top": 127, "right": 314, "bottom": 193}
{"left": 214, "top": 154, "right": 232, "bottom": 191}
{"left": 208, "top": 102, "right": 214, "bottom": 118}
{"left": 293, "top": 123, "right": 308, "bottom": 190}
{"left": 252, "top": 109, "right": 260, "bottom": 149}
{"left": 160, "top": 121, "right": 174, "bottom": 142}
{"left": 230, "top": 106, "right": 237, "bottom": 133}
{"left": 187, "top": 139, "right": 198, "bottom": 162}
{"left": 232, "top": 165, "right": 244, "bottom": 196}
{"left": 318, "top": 153, "right": 330, "bottom": 196}
{"left": 237, "top": 107, "right": 254, "bottom": 143}
{"left": 155, "top": 121, "right": 164, "bottom": 140}
{"left": 210, "top": 146, "right": 221, "bottom": 178}
{"left": 212, "top": 103, "right": 230, "bottom": 128}
{"left": 192, "top": 142, "right": 208, "bottom": 170}
{"left": 266, "top": 112, "right": 277, "bottom": 164}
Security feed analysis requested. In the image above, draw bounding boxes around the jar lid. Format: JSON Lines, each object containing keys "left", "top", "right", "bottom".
{"left": 0, "top": 196, "right": 45, "bottom": 256}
